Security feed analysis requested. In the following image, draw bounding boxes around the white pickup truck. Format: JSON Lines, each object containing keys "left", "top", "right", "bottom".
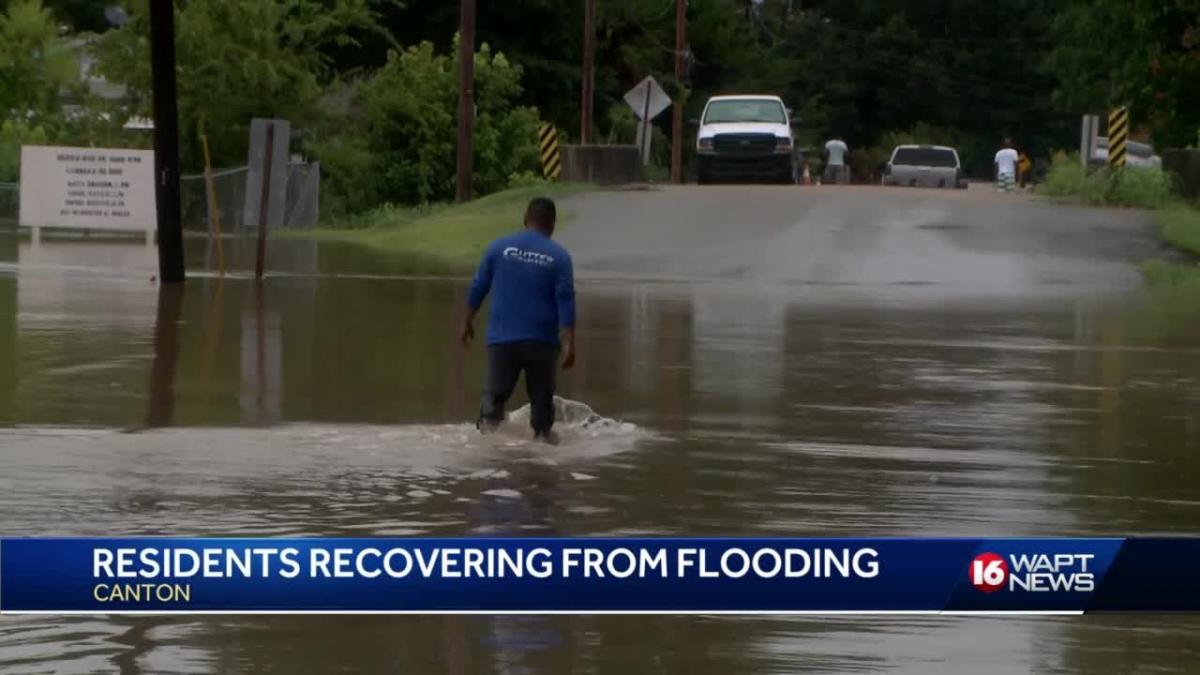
{"left": 695, "top": 95, "right": 797, "bottom": 184}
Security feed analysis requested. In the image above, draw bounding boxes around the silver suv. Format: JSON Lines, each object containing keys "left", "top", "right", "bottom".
{"left": 883, "top": 145, "right": 965, "bottom": 189}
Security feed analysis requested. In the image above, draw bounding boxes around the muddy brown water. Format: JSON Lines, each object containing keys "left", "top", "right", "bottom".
{"left": 1, "top": 201, "right": 1199, "bottom": 673}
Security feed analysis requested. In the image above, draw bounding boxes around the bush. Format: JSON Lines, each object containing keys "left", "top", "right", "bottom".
{"left": 1039, "top": 153, "right": 1175, "bottom": 209}
{"left": 325, "top": 39, "right": 539, "bottom": 209}
{"left": 0, "top": 118, "right": 49, "bottom": 182}
{"left": 1038, "top": 155, "right": 1093, "bottom": 199}
{"left": 1109, "top": 165, "right": 1175, "bottom": 209}
{"left": 307, "top": 130, "right": 377, "bottom": 219}
{"left": 506, "top": 171, "right": 547, "bottom": 189}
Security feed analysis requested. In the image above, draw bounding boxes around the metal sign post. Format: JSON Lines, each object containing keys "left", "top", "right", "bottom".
{"left": 640, "top": 79, "right": 652, "bottom": 164}
{"left": 1080, "top": 114, "right": 1099, "bottom": 168}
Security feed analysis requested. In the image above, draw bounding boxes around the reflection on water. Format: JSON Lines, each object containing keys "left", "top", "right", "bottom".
{"left": 1, "top": 236, "right": 1199, "bottom": 673}
{"left": 146, "top": 285, "right": 184, "bottom": 428}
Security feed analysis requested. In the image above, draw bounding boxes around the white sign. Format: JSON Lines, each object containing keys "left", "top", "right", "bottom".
{"left": 19, "top": 145, "right": 155, "bottom": 233}
{"left": 623, "top": 76, "right": 671, "bottom": 121}
{"left": 623, "top": 77, "right": 672, "bottom": 166}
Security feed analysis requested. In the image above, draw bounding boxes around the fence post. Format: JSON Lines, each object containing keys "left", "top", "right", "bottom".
{"left": 201, "top": 134, "right": 226, "bottom": 276}
{"left": 1080, "top": 114, "right": 1099, "bottom": 168}
{"left": 255, "top": 123, "right": 275, "bottom": 280}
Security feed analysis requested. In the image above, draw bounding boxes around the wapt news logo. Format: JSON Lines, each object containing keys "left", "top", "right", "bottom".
{"left": 970, "top": 551, "right": 1096, "bottom": 593}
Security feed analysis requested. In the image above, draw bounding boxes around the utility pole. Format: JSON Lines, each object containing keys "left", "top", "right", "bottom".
{"left": 580, "top": 0, "right": 596, "bottom": 144}
{"left": 455, "top": 0, "right": 476, "bottom": 202}
{"left": 149, "top": 0, "right": 184, "bottom": 283}
{"left": 671, "top": 0, "right": 686, "bottom": 183}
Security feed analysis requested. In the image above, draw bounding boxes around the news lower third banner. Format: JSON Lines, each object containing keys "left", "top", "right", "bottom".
{"left": 1, "top": 538, "right": 1198, "bottom": 614}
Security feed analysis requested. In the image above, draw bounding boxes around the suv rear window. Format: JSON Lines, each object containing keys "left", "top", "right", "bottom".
{"left": 891, "top": 148, "right": 958, "bottom": 168}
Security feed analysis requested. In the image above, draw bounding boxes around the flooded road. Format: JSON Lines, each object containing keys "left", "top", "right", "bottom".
{"left": 1, "top": 186, "right": 1199, "bottom": 673}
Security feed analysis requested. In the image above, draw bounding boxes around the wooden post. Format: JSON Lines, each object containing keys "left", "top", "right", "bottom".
{"left": 149, "top": 0, "right": 185, "bottom": 283}
{"left": 455, "top": 0, "right": 476, "bottom": 202}
{"left": 671, "top": 0, "right": 686, "bottom": 183}
{"left": 255, "top": 123, "right": 274, "bottom": 280}
{"left": 581, "top": 0, "right": 596, "bottom": 145}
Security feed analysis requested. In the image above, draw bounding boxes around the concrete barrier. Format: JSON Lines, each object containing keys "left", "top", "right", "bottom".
{"left": 1162, "top": 149, "right": 1200, "bottom": 200}
{"left": 560, "top": 145, "right": 641, "bottom": 184}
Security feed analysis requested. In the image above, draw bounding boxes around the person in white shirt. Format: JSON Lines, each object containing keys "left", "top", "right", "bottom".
{"left": 994, "top": 139, "right": 1019, "bottom": 193}
{"left": 824, "top": 138, "right": 850, "bottom": 184}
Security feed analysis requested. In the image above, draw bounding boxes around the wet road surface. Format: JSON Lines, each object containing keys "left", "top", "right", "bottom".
{"left": 1, "top": 186, "right": 1199, "bottom": 673}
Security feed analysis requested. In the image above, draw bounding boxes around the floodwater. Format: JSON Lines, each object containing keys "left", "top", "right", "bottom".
{"left": 1, "top": 217, "right": 1199, "bottom": 673}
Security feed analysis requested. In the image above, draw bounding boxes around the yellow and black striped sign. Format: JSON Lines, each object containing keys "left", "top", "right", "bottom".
{"left": 1108, "top": 106, "right": 1129, "bottom": 169}
{"left": 538, "top": 122, "right": 561, "bottom": 180}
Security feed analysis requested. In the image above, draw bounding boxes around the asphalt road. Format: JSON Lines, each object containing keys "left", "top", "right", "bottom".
{"left": 559, "top": 184, "right": 1161, "bottom": 298}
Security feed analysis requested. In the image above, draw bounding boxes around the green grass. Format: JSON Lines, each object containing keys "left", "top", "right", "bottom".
{"left": 1142, "top": 207, "right": 1200, "bottom": 288}
{"left": 1135, "top": 260, "right": 1200, "bottom": 340}
{"left": 1157, "top": 205, "right": 1200, "bottom": 256}
{"left": 1144, "top": 258, "right": 1199, "bottom": 283}
{"left": 300, "top": 183, "right": 592, "bottom": 267}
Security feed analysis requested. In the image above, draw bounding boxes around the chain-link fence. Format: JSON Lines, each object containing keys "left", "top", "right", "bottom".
{"left": 181, "top": 161, "right": 320, "bottom": 233}
{"left": 0, "top": 182, "right": 17, "bottom": 227}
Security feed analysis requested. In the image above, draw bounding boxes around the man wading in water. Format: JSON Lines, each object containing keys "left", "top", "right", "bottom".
{"left": 460, "top": 197, "right": 576, "bottom": 443}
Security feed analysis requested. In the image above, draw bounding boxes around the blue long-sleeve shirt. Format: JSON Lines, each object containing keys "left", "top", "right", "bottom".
{"left": 468, "top": 230, "right": 575, "bottom": 346}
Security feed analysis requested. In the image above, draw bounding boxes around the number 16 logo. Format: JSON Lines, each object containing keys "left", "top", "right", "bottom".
{"left": 970, "top": 552, "right": 1008, "bottom": 593}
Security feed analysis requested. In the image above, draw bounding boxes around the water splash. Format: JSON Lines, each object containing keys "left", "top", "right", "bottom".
{"left": 506, "top": 396, "right": 637, "bottom": 439}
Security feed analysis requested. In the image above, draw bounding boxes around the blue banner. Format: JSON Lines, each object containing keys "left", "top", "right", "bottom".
{"left": 1, "top": 538, "right": 1197, "bottom": 613}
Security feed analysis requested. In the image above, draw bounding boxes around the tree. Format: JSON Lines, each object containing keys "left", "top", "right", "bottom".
{"left": 314, "top": 39, "right": 539, "bottom": 209}
{"left": 774, "top": 0, "right": 1068, "bottom": 175}
{"left": 94, "top": 0, "right": 381, "bottom": 170}
{"left": 1047, "top": 0, "right": 1200, "bottom": 148}
{"left": 0, "top": 0, "right": 78, "bottom": 121}
{"left": 0, "top": 0, "right": 85, "bottom": 181}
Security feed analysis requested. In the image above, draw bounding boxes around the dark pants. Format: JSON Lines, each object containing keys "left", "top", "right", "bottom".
{"left": 823, "top": 164, "right": 850, "bottom": 184}
{"left": 479, "top": 341, "right": 559, "bottom": 434}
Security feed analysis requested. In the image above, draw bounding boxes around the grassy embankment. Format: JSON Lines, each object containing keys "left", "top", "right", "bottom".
{"left": 1038, "top": 158, "right": 1200, "bottom": 285}
{"left": 300, "top": 183, "right": 593, "bottom": 270}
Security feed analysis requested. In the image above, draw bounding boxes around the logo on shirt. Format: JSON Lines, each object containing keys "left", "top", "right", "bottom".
{"left": 503, "top": 246, "right": 555, "bottom": 267}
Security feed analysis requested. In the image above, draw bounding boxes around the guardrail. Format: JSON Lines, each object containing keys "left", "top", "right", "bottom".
{"left": 1080, "top": 114, "right": 1160, "bottom": 168}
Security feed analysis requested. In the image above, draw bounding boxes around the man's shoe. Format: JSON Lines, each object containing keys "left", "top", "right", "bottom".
{"left": 533, "top": 430, "right": 559, "bottom": 445}
{"left": 477, "top": 418, "right": 500, "bottom": 434}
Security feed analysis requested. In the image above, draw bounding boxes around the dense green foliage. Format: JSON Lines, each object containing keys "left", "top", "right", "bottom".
{"left": 3, "top": 0, "right": 1198, "bottom": 209}
{"left": 312, "top": 40, "right": 541, "bottom": 210}
{"left": 0, "top": 0, "right": 77, "bottom": 121}
{"left": 1047, "top": 0, "right": 1200, "bottom": 150}
{"left": 93, "top": 0, "right": 380, "bottom": 172}
{"left": 0, "top": 119, "right": 49, "bottom": 182}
